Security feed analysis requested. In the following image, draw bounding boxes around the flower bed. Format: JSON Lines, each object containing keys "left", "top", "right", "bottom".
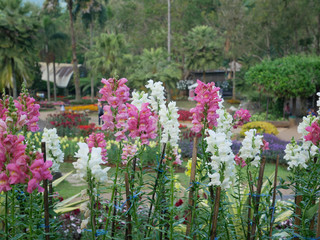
{"left": 2, "top": 79, "right": 320, "bottom": 240}
{"left": 65, "top": 104, "right": 98, "bottom": 112}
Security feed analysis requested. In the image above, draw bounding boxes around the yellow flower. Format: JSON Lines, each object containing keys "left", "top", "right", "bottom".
{"left": 185, "top": 159, "right": 192, "bottom": 177}
{"left": 174, "top": 182, "right": 181, "bottom": 191}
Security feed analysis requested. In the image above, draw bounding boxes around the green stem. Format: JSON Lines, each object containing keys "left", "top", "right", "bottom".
{"left": 103, "top": 142, "right": 122, "bottom": 240}
{"left": 29, "top": 193, "right": 33, "bottom": 239}
{"left": 236, "top": 167, "right": 246, "bottom": 237}
{"left": 5, "top": 191, "right": 8, "bottom": 240}
{"left": 169, "top": 160, "right": 174, "bottom": 240}
{"left": 88, "top": 173, "right": 96, "bottom": 239}
{"left": 11, "top": 187, "right": 15, "bottom": 237}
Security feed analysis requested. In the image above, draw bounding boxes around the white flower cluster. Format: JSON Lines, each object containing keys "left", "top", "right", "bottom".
{"left": 284, "top": 139, "right": 318, "bottom": 170}
{"left": 73, "top": 142, "right": 110, "bottom": 182}
{"left": 317, "top": 92, "right": 320, "bottom": 115}
{"left": 42, "top": 128, "right": 64, "bottom": 172}
{"left": 145, "top": 79, "right": 165, "bottom": 113}
{"left": 159, "top": 102, "right": 180, "bottom": 147}
{"left": 238, "top": 129, "right": 263, "bottom": 167}
{"left": 216, "top": 108, "right": 233, "bottom": 138}
{"left": 131, "top": 90, "right": 149, "bottom": 111}
{"left": 205, "top": 130, "right": 235, "bottom": 189}
{"left": 297, "top": 115, "right": 317, "bottom": 137}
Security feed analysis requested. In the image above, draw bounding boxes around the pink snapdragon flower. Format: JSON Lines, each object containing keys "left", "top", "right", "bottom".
{"left": 190, "top": 80, "right": 221, "bottom": 133}
{"left": 127, "top": 103, "right": 157, "bottom": 145}
{"left": 14, "top": 91, "right": 40, "bottom": 132}
{"left": 172, "top": 148, "right": 182, "bottom": 165}
{"left": 121, "top": 144, "right": 138, "bottom": 165}
{"left": 305, "top": 121, "right": 320, "bottom": 146}
{"left": 99, "top": 78, "right": 130, "bottom": 141}
{"left": 262, "top": 140, "right": 270, "bottom": 151}
{"left": 233, "top": 108, "right": 251, "bottom": 129}
{"left": 0, "top": 173, "right": 11, "bottom": 192}
{"left": 87, "top": 132, "right": 108, "bottom": 162}
{"left": 234, "top": 154, "right": 246, "bottom": 168}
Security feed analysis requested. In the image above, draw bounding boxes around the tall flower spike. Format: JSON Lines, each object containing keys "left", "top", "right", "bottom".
{"left": 42, "top": 128, "right": 64, "bottom": 172}
{"left": 145, "top": 80, "right": 165, "bottom": 113}
{"left": 159, "top": 102, "right": 180, "bottom": 147}
{"left": 190, "top": 80, "right": 221, "bottom": 133}
{"left": 238, "top": 129, "right": 264, "bottom": 167}
{"left": 99, "top": 78, "right": 130, "bottom": 141}
{"left": 205, "top": 130, "right": 235, "bottom": 189}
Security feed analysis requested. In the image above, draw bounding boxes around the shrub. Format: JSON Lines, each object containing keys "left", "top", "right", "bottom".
{"left": 250, "top": 112, "right": 284, "bottom": 121}
{"left": 240, "top": 121, "right": 279, "bottom": 137}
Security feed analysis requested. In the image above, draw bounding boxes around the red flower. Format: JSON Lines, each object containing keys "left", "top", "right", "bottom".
{"left": 175, "top": 199, "right": 183, "bottom": 207}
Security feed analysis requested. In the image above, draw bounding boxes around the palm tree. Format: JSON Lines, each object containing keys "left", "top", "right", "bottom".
{"left": 39, "top": 16, "right": 68, "bottom": 101}
{"left": 129, "top": 48, "right": 181, "bottom": 95}
{"left": 185, "top": 26, "right": 222, "bottom": 83}
{"left": 0, "top": 0, "right": 38, "bottom": 98}
{"left": 85, "top": 33, "right": 132, "bottom": 81}
{"left": 75, "top": 0, "right": 108, "bottom": 101}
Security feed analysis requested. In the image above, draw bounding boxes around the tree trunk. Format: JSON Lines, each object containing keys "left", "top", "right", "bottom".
{"left": 292, "top": 97, "right": 297, "bottom": 116}
{"left": 67, "top": 0, "right": 81, "bottom": 101}
{"left": 232, "top": 60, "right": 236, "bottom": 100}
{"left": 11, "top": 58, "right": 17, "bottom": 99}
{"left": 53, "top": 57, "right": 57, "bottom": 102}
{"left": 90, "top": 22, "right": 94, "bottom": 103}
{"left": 46, "top": 61, "right": 51, "bottom": 101}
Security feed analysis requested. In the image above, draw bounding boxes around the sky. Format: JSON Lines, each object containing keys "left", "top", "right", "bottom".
{"left": 24, "top": 0, "right": 45, "bottom": 6}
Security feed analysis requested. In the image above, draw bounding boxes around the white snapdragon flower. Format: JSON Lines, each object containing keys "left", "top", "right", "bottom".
{"left": 285, "top": 139, "right": 318, "bottom": 170}
{"left": 42, "top": 128, "right": 64, "bottom": 172}
{"left": 159, "top": 101, "right": 180, "bottom": 147}
{"left": 317, "top": 92, "right": 320, "bottom": 115}
{"left": 216, "top": 108, "right": 233, "bottom": 138}
{"left": 73, "top": 143, "right": 110, "bottom": 182}
{"left": 297, "top": 115, "right": 317, "bottom": 137}
{"left": 131, "top": 90, "right": 149, "bottom": 111}
{"left": 145, "top": 79, "right": 165, "bottom": 113}
{"left": 284, "top": 140, "right": 308, "bottom": 169}
{"left": 239, "top": 129, "right": 263, "bottom": 167}
{"left": 205, "top": 130, "right": 235, "bottom": 189}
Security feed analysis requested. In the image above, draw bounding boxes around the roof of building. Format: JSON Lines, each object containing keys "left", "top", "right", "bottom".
{"left": 39, "top": 62, "right": 81, "bottom": 88}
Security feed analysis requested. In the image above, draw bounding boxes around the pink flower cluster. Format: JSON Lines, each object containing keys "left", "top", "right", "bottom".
{"left": 0, "top": 92, "right": 40, "bottom": 133}
{"left": 305, "top": 121, "right": 320, "bottom": 146}
{"left": 87, "top": 132, "right": 108, "bottom": 162}
{"left": 164, "top": 147, "right": 182, "bottom": 166}
{"left": 190, "top": 80, "right": 221, "bottom": 133}
{"left": 121, "top": 144, "right": 138, "bottom": 165}
{"left": 100, "top": 78, "right": 130, "bottom": 141}
{"left": 0, "top": 134, "right": 52, "bottom": 193}
{"left": 127, "top": 103, "right": 157, "bottom": 145}
{"left": 234, "top": 154, "right": 246, "bottom": 168}
{"left": 15, "top": 92, "right": 40, "bottom": 132}
{"left": 233, "top": 108, "right": 251, "bottom": 129}
{"left": 0, "top": 90, "right": 52, "bottom": 193}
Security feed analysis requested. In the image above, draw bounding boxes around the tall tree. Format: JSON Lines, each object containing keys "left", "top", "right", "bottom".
{"left": 0, "top": 0, "right": 39, "bottom": 97}
{"left": 75, "top": 0, "right": 108, "bottom": 101}
{"left": 185, "top": 25, "right": 222, "bottom": 82}
{"left": 66, "top": 0, "right": 81, "bottom": 100}
{"left": 217, "top": 0, "right": 247, "bottom": 100}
